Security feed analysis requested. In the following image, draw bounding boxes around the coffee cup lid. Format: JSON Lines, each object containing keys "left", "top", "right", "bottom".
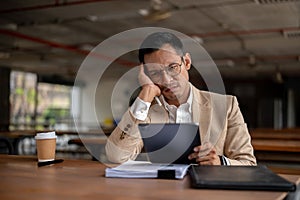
{"left": 35, "top": 131, "right": 57, "bottom": 140}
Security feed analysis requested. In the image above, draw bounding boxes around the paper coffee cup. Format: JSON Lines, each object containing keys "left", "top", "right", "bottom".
{"left": 35, "top": 132, "right": 57, "bottom": 162}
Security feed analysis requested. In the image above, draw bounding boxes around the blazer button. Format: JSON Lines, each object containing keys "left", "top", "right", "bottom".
{"left": 120, "top": 131, "right": 126, "bottom": 140}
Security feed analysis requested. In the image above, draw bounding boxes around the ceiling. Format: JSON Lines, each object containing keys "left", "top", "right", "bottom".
{"left": 0, "top": 0, "right": 300, "bottom": 83}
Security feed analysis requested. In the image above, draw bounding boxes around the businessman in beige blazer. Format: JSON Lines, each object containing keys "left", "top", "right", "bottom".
{"left": 105, "top": 32, "right": 256, "bottom": 166}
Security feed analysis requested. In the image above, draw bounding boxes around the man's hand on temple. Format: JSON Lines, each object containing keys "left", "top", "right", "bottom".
{"left": 138, "top": 65, "right": 161, "bottom": 103}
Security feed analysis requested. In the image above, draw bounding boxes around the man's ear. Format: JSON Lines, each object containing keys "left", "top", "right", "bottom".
{"left": 184, "top": 53, "right": 192, "bottom": 70}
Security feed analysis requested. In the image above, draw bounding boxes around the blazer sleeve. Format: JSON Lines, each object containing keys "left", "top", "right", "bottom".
{"left": 224, "top": 96, "right": 257, "bottom": 166}
{"left": 105, "top": 109, "right": 144, "bottom": 163}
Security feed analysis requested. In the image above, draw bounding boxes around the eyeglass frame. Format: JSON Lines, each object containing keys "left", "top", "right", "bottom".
{"left": 143, "top": 56, "right": 184, "bottom": 81}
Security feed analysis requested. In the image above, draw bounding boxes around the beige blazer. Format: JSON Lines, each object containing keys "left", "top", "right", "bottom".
{"left": 105, "top": 85, "right": 256, "bottom": 165}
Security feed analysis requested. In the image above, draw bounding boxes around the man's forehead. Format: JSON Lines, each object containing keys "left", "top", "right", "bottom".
{"left": 157, "top": 44, "right": 177, "bottom": 54}
{"left": 144, "top": 45, "right": 180, "bottom": 62}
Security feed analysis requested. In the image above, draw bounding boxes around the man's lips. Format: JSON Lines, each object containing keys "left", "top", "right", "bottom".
{"left": 162, "top": 83, "right": 179, "bottom": 93}
{"left": 164, "top": 88, "right": 171, "bottom": 93}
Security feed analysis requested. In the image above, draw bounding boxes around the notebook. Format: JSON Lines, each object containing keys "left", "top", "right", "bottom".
{"left": 105, "top": 160, "right": 190, "bottom": 179}
{"left": 138, "top": 123, "right": 201, "bottom": 164}
{"left": 189, "top": 165, "right": 296, "bottom": 191}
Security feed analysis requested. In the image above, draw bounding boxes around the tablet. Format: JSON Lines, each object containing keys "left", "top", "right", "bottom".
{"left": 138, "top": 123, "right": 201, "bottom": 164}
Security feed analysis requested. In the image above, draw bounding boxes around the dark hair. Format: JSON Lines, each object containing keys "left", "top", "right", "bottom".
{"left": 138, "top": 32, "right": 184, "bottom": 63}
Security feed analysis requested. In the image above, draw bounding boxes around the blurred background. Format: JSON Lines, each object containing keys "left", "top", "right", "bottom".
{"left": 0, "top": 0, "right": 299, "bottom": 172}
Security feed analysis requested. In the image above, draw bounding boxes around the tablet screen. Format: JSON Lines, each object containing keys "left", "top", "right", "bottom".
{"left": 138, "top": 123, "right": 201, "bottom": 164}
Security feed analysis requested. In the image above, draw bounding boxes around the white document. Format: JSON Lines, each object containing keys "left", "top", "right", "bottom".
{"left": 105, "top": 160, "right": 190, "bottom": 179}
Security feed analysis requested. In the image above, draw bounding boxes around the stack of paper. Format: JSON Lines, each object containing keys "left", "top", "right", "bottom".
{"left": 105, "top": 160, "right": 190, "bottom": 179}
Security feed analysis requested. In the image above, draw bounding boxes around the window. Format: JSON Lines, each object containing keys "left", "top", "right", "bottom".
{"left": 10, "top": 71, "right": 37, "bottom": 130}
{"left": 10, "top": 71, "right": 77, "bottom": 130}
{"left": 37, "top": 83, "right": 72, "bottom": 130}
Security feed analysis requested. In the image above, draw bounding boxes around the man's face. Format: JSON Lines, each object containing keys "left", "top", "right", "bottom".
{"left": 144, "top": 44, "right": 191, "bottom": 105}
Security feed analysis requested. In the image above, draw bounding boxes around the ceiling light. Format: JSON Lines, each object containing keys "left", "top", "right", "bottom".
{"left": 79, "top": 44, "right": 95, "bottom": 51}
{"left": 151, "top": 0, "right": 163, "bottom": 11}
{"left": 86, "top": 15, "right": 99, "bottom": 22}
{"left": 138, "top": 9, "right": 149, "bottom": 16}
{"left": 275, "top": 71, "right": 284, "bottom": 84}
{"left": 138, "top": 0, "right": 172, "bottom": 21}
{"left": 226, "top": 60, "right": 235, "bottom": 67}
{"left": 143, "top": 10, "right": 171, "bottom": 21}
{"left": 274, "top": 65, "right": 284, "bottom": 83}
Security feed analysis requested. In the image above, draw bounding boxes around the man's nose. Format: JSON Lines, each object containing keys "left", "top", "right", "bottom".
{"left": 160, "top": 70, "right": 172, "bottom": 84}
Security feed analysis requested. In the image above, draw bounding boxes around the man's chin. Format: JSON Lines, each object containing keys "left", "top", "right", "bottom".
{"left": 162, "top": 91, "right": 179, "bottom": 101}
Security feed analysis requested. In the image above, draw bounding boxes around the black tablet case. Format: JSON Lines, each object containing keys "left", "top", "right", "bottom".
{"left": 189, "top": 165, "right": 296, "bottom": 191}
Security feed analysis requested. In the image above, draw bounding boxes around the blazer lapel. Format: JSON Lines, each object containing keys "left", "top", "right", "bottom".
{"left": 191, "top": 86, "right": 212, "bottom": 143}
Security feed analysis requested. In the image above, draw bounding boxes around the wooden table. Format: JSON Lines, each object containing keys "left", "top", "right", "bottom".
{"left": 0, "top": 155, "right": 299, "bottom": 200}
{"left": 252, "top": 139, "right": 300, "bottom": 152}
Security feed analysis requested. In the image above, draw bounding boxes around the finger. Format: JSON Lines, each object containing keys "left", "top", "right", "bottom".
{"left": 197, "top": 147, "right": 211, "bottom": 157}
{"left": 196, "top": 153, "right": 217, "bottom": 164}
{"left": 138, "top": 65, "right": 153, "bottom": 86}
{"left": 193, "top": 144, "right": 211, "bottom": 152}
{"left": 196, "top": 151, "right": 215, "bottom": 161}
{"left": 198, "top": 157, "right": 220, "bottom": 165}
{"left": 188, "top": 152, "right": 199, "bottom": 160}
{"left": 208, "top": 148, "right": 216, "bottom": 154}
{"left": 198, "top": 160, "right": 215, "bottom": 165}
{"left": 138, "top": 65, "right": 143, "bottom": 78}
{"left": 193, "top": 146, "right": 201, "bottom": 152}
{"left": 138, "top": 64, "right": 146, "bottom": 80}
{"left": 198, "top": 154, "right": 221, "bottom": 165}
{"left": 189, "top": 151, "right": 209, "bottom": 161}
{"left": 139, "top": 64, "right": 144, "bottom": 74}
{"left": 195, "top": 148, "right": 217, "bottom": 161}
{"left": 192, "top": 146, "right": 211, "bottom": 160}
{"left": 196, "top": 156, "right": 210, "bottom": 163}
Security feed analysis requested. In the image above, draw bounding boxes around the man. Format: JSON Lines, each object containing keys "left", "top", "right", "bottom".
{"left": 105, "top": 32, "right": 256, "bottom": 165}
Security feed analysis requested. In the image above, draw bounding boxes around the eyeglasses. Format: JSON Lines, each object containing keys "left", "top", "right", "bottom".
{"left": 145, "top": 57, "right": 184, "bottom": 82}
